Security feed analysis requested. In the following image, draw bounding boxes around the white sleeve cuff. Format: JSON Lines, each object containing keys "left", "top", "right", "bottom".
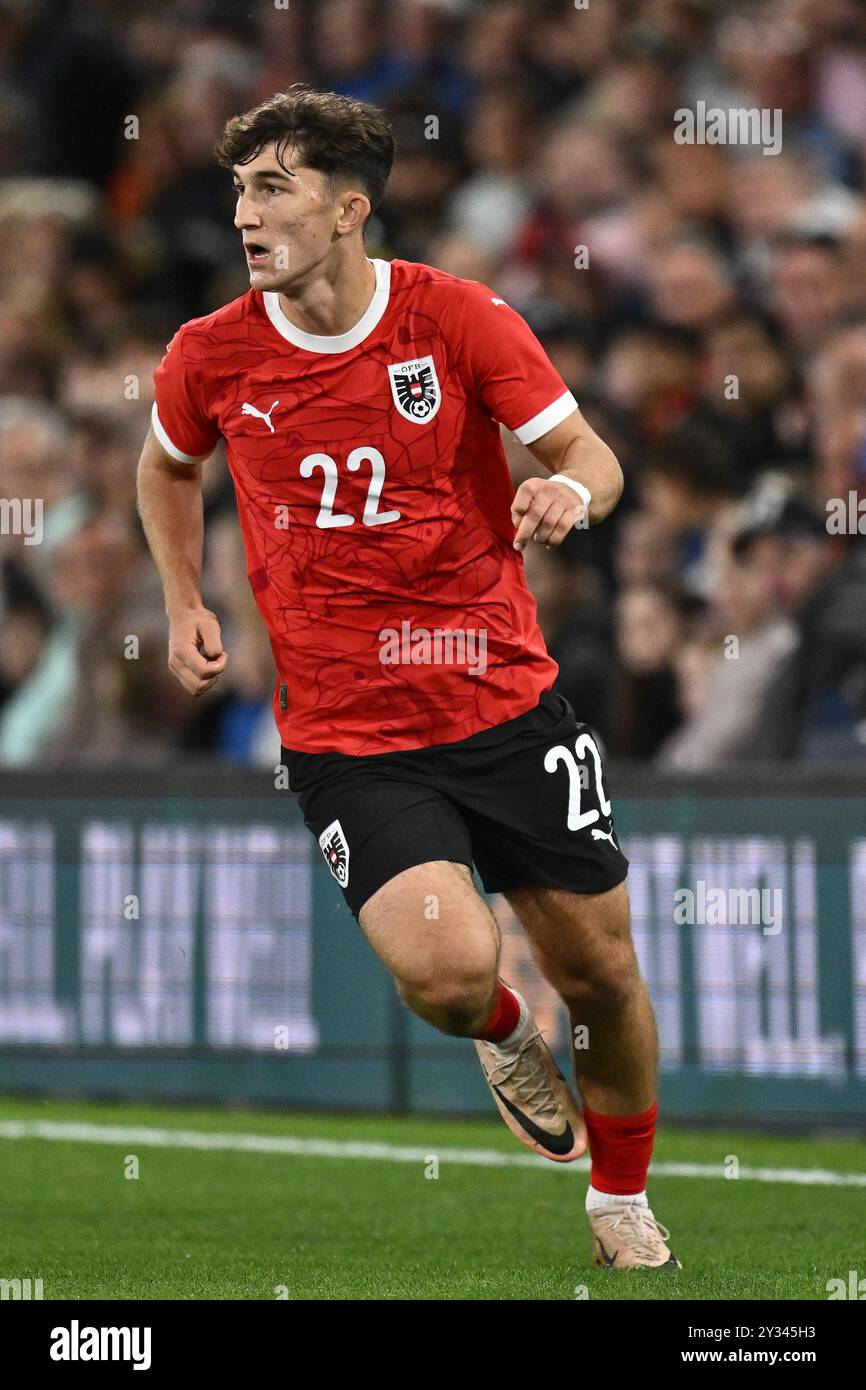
{"left": 513, "top": 390, "right": 579, "bottom": 445}
{"left": 151, "top": 403, "right": 211, "bottom": 463}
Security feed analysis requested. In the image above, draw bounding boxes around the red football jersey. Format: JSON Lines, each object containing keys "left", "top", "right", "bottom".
{"left": 152, "top": 258, "right": 578, "bottom": 754}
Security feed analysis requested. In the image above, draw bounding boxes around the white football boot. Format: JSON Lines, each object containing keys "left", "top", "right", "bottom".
{"left": 474, "top": 991, "right": 587, "bottom": 1162}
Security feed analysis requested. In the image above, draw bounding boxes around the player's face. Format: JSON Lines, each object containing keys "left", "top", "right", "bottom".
{"left": 232, "top": 144, "right": 340, "bottom": 289}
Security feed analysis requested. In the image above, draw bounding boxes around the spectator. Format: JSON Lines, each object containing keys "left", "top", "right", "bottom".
{"left": 656, "top": 498, "right": 803, "bottom": 769}
{"left": 608, "top": 581, "right": 693, "bottom": 758}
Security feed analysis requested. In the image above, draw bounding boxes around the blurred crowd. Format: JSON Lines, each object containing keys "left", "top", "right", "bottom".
{"left": 1, "top": 0, "right": 865, "bottom": 768}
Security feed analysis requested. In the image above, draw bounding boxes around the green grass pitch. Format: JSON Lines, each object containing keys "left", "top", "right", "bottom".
{"left": 1, "top": 1095, "right": 864, "bottom": 1300}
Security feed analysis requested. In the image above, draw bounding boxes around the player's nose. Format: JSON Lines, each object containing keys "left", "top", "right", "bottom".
{"left": 234, "top": 194, "right": 263, "bottom": 231}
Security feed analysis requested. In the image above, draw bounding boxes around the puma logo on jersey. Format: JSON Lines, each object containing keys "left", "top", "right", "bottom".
{"left": 241, "top": 399, "right": 280, "bottom": 432}
{"left": 591, "top": 828, "right": 619, "bottom": 849}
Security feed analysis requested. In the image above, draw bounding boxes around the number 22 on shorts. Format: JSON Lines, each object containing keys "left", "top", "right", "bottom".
{"left": 544, "top": 733, "right": 611, "bottom": 831}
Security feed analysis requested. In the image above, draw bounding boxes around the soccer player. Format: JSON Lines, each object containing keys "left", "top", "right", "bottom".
{"left": 137, "top": 86, "right": 679, "bottom": 1271}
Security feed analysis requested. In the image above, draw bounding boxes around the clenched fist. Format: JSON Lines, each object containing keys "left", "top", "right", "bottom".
{"left": 167, "top": 606, "right": 229, "bottom": 696}
{"left": 511, "top": 475, "right": 588, "bottom": 553}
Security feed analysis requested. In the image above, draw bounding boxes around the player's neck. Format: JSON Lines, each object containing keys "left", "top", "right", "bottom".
{"left": 276, "top": 251, "right": 377, "bottom": 339}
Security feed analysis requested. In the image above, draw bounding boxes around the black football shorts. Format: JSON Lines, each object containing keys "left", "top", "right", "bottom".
{"left": 281, "top": 690, "right": 629, "bottom": 919}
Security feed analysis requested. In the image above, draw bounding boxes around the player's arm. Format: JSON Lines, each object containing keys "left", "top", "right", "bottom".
{"left": 136, "top": 425, "right": 228, "bottom": 696}
{"left": 511, "top": 408, "right": 624, "bottom": 552}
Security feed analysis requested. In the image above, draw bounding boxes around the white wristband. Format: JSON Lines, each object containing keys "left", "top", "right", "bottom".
{"left": 550, "top": 473, "right": 592, "bottom": 521}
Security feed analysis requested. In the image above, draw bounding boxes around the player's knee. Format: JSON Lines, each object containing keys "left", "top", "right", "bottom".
{"left": 399, "top": 968, "right": 496, "bottom": 1036}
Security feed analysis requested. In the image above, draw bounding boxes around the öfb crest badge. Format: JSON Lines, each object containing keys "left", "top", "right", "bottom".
{"left": 387, "top": 355, "right": 442, "bottom": 424}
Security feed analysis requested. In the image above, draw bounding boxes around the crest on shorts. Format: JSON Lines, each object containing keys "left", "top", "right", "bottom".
{"left": 319, "top": 819, "right": 350, "bottom": 887}
{"left": 387, "top": 355, "right": 441, "bottom": 424}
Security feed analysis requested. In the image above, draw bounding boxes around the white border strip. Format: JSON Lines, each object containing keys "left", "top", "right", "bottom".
{"left": 514, "top": 390, "right": 579, "bottom": 445}
{"left": 263, "top": 258, "right": 392, "bottom": 354}
{"left": 151, "top": 403, "right": 210, "bottom": 463}
{"left": 1, "top": 1120, "right": 863, "bottom": 1187}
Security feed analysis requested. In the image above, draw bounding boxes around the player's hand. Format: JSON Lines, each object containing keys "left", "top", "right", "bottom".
{"left": 167, "top": 607, "right": 228, "bottom": 696}
{"left": 511, "top": 477, "right": 586, "bottom": 552}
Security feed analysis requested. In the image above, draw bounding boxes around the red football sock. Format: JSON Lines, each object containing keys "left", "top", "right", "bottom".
{"left": 475, "top": 982, "right": 522, "bottom": 1043}
{"left": 583, "top": 1101, "right": 658, "bottom": 1195}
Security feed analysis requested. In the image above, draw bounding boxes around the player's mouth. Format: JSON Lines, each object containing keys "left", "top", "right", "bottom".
{"left": 244, "top": 242, "right": 270, "bottom": 266}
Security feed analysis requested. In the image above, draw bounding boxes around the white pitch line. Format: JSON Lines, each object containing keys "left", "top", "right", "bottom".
{"left": 0, "top": 1120, "right": 865, "bottom": 1187}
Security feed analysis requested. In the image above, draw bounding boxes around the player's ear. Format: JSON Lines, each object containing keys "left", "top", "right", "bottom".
{"left": 335, "top": 189, "right": 371, "bottom": 237}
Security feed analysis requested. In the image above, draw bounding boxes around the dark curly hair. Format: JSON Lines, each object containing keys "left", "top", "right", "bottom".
{"left": 215, "top": 84, "right": 396, "bottom": 216}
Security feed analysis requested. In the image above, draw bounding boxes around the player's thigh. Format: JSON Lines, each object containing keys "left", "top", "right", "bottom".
{"left": 359, "top": 859, "right": 500, "bottom": 1000}
{"left": 506, "top": 880, "right": 640, "bottom": 1003}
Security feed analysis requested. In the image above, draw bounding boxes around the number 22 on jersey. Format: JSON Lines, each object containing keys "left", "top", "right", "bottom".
{"left": 299, "top": 447, "right": 401, "bottom": 529}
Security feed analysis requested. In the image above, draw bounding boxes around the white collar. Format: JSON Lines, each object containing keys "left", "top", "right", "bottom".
{"left": 262, "top": 258, "right": 391, "bottom": 354}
